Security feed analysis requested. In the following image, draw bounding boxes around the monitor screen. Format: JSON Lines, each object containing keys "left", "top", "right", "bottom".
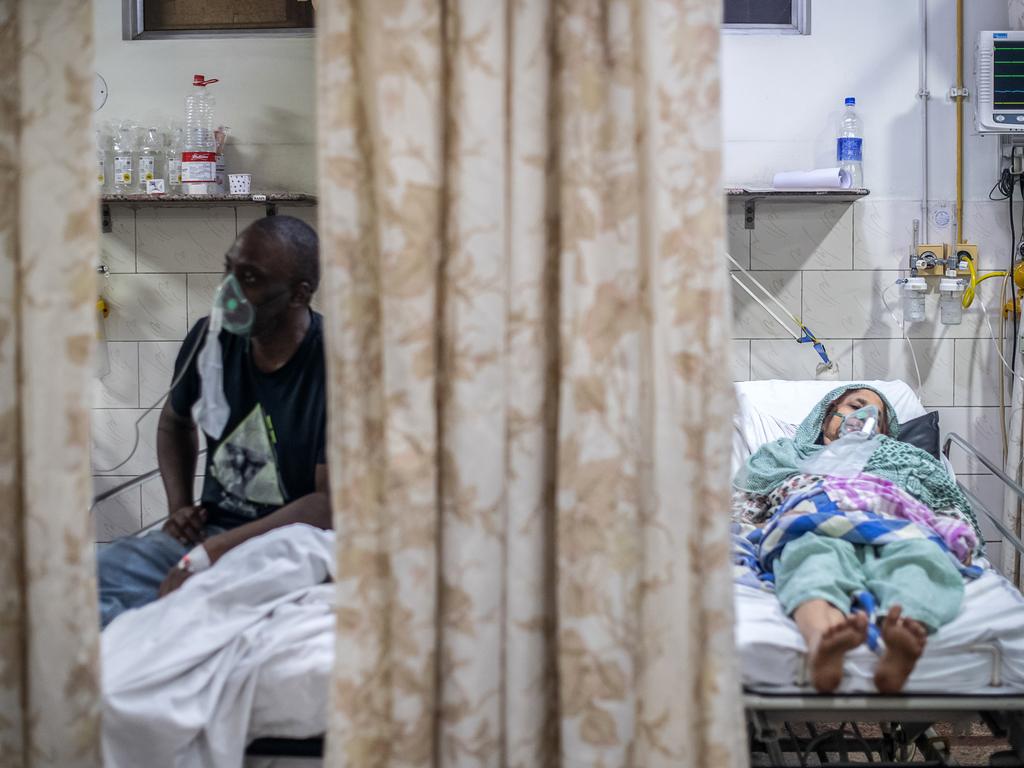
{"left": 994, "top": 39, "right": 1024, "bottom": 111}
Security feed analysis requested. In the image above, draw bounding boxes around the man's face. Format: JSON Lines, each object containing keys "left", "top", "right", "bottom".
{"left": 822, "top": 388, "right": 888, "bottom": 444}
{"left": 223, "top": 232, "right": 295, "bottom": 337}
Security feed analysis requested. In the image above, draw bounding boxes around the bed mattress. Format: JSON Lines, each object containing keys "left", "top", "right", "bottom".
{"left": 736, "top": 565, "right": 1024, "bottom": 694}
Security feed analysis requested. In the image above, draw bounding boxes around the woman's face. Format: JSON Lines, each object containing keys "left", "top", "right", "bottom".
{"left": 821, "top": 388, "right": 888, "bottom": 444}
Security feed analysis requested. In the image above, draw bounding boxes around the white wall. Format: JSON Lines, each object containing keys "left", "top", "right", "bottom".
{"left": 92, "top": 0, "right": 316, "bottom": 192}
{"left": 723, "top": 0, "right": 1009, "bottom": 201}
{"left": 724, "top": 0, "right": 1017, "bottom": 564}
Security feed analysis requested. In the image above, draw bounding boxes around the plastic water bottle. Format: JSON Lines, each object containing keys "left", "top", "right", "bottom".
{"left": 165, "top": 124, "right": 184, "bottom": 193}
{"left": 139, "top": 127, "right": 161, "bottom": 188}
{"left": 837, "top": 97, "right": 863, "bottom": 188}
{"left": 112, "top": 123, "right": 135, "bottom": 193}
{"left": 182, "top": 74, "right": 219, "bottom": 193}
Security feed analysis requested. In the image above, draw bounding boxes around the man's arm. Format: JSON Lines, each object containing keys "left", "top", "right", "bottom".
{"left": 157, "top": 400, "right": 200, "bottom": 511}
{"left": 202, "top": 463, "right": 331, "bottom": 563}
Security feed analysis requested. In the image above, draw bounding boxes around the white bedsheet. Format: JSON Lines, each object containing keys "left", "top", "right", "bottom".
{"left": 102, "top": 524, "right": 335, "bottom": 768}
{"left": 736, "top": 565, "right": 1024, "bottom": 693}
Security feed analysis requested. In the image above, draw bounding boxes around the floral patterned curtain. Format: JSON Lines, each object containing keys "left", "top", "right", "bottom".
{"left": 0, "top": 2, "right": 102, "bottom": 766}
{"left": 317, "top": 0, "right": 744, "bottom": 765}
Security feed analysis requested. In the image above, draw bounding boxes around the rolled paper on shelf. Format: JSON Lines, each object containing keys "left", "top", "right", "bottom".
{"left": 771, "top": 167, "right": 852, "bottom": 190}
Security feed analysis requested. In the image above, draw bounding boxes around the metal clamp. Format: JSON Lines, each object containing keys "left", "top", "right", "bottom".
{"left": 950, "top": 86, "right": 970, "bottom": 99}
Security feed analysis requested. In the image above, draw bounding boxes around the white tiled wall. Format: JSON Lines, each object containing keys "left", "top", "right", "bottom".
{"left": 91, "top": 204, "right": 317, "bottom": 542}
{"left": 730, "top": 198, "right": 1017, "bottom": 559}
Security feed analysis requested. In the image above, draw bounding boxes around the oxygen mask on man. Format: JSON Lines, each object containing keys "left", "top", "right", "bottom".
{"left": 195, "top": 274, "right": 252, "bottom": 439}
{"left": 215, "top": 273, "right": 255, "bottom": 336}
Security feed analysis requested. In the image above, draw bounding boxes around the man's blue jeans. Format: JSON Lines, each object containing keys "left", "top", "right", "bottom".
{"left": 97, "top": 527, "right": 224, "bottom": 628}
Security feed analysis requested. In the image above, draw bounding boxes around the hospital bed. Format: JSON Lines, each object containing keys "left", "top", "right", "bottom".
{"left": 734, "top": 379, "right": 1024, "bottom": 766}
{"left": 95, "top": 379, "right": 1024, "bottom": 765}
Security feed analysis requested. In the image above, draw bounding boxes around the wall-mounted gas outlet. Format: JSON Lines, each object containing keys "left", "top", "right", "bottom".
{"left": 915, "top": 243, "right": 948, "bottom": 276}
{"left": 913, "top": 243, "right": 974, "bottom": 277}
{"left": 951, "top": 244, "right": 978, "bottom": 277}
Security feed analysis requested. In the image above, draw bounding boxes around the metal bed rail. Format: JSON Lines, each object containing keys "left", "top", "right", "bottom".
{"left": 943, "top": 432, "right": 1024, "bottom": 563}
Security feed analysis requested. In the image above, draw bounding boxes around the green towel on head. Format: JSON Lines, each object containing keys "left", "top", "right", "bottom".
{"left": 733, "top": 383, "right": 982, "bottom": 548}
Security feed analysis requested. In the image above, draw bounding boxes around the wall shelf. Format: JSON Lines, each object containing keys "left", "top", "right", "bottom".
{"left": 725, "top": 187, "right": 869, "bottom": 229}
{"left": 100, "top": 193, "right": 316, "bottom": 232}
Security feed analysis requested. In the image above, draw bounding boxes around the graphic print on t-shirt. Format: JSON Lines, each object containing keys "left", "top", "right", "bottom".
{"left": 210, "top": 403, "right": 285, "bottom": 519}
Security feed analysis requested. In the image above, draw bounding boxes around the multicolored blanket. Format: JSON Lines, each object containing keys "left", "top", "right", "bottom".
{"left": 732, "top": 474, "right": 983, "bottom": 590}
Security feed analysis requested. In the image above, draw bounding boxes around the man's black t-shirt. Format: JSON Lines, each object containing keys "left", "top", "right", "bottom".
{"left": 170, "top": 310, "right": 326, "bottom": 530}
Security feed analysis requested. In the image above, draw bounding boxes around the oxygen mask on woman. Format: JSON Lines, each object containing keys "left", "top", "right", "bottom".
{"left": 837, "top": 404, "right": 879, "bottom": 438}
{"left": 798, "top": 404, "right": 883, "bottom": 478}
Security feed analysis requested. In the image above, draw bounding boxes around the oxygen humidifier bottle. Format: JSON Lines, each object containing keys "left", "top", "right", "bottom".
{"left": 837, "top": 97, "right": 863, "bottom": 188}
{"left": 182, "top": 74, "right": 218, "bottom": 193}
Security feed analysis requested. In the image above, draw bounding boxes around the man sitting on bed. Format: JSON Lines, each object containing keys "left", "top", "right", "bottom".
{"left": 731, "top": 385, "right": 983, "bottom": 693}
{"left": 97, "top": 215, "right": 328, "bottom": 628}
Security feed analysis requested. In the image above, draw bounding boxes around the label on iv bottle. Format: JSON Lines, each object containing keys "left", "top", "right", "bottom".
{"left": 168, "top": 158, "right": 182, "bottom": 184}
{"left": 139, "top": 156, "right": 155, "bottom": 182}
{"left": 114, "top": 155, "right": 132, "bottom": 184}
{"left": 837, "top": 137, "right": 863, "bottom": 162}
{"left": 97, "top": 158, "right": 105, "bottom": 185}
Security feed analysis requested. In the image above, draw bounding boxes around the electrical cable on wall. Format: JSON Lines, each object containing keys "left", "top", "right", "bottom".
{"left": 881, "top": 282, "right": 924, "bottom": 397}
{"left": 92, "top": 317, "right": 209, "bottom": 474}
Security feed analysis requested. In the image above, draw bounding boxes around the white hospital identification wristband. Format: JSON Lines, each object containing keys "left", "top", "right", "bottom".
{"left": 177, "top": 544, "right": 211, "bottom": 573}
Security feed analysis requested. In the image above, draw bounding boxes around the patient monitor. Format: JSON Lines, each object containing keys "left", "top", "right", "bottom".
{"left": 976, "top": 31, "right": 1024, "bottom": 133}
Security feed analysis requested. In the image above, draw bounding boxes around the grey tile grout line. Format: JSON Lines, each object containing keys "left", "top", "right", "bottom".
{"left": 850, "top": 203, "right": 856, "bottom": 271}
{"left": 133, "top": 208, "right": 138, "bottom": 273}
{"left": 136, "top": 342, "right": 141, "bottom": 409}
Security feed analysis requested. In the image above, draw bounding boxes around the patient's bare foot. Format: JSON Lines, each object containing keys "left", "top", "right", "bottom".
{"left": 874, "top": 605, "right": 928, "bottom": 694}
{"left": 809, "top": 613, "right": 868, "bottom": 693}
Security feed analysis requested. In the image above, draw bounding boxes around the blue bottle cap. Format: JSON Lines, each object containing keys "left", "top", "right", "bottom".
{"left": 845, "top": 97, "right": 856, "bottom": 106}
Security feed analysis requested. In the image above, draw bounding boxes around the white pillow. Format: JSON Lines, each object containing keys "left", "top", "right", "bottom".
{"left": 731, "top": 392, "right": 797, "bottom": 477}
{"left": 736, "top": 380, "right": 925, "bottom": 426}
{"left": 731, "top": 379, "right": 927, "bottom": 477}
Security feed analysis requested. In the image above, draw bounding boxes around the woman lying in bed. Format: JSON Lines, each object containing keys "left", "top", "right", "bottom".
{"left": 731, "top": 384, "right": 984, "bottom": 694}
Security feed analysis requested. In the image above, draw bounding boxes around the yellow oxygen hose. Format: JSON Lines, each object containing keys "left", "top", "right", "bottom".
{"left": 961, "top": 255, "right": 1008, "bottom": 308}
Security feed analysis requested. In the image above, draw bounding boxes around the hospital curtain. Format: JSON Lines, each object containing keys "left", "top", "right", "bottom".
{"left": 316, "top": 1, "right": 744, "bottom": 766}
{"left": 0, "top": 2, "right": 103, "bottom": 767}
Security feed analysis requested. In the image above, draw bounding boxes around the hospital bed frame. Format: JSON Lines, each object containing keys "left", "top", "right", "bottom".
{"left": 745, "top": 432, "right": 1024, "bottom": 766}
{"left": 95, "top": 433, "right": 1024, "bottom": 764}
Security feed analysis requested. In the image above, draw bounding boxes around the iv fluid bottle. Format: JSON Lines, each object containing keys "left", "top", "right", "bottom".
{"left": 139, "top": 127, "right": 161, "bottom": 187}
{"left": 112, "top": 124, "right": 135, "bottom": 193}
{"left": 96, "top": 130, "right": 108, "bottom": 190}
{"left": 837, "top": 97, "right": 863, "bottom": 188}
{"left": 182, "top": 74, "right": 218, "bottom": 192}
{"left": 166, "top": 124, "right": 184, "bottom": 193}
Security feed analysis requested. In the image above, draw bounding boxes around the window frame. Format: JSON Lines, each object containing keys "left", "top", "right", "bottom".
{"left": 722, "top": 0, "right": 811, "bottom": 36}
{"left": 122, "top": 0, "right": 314, "bottom": 40}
